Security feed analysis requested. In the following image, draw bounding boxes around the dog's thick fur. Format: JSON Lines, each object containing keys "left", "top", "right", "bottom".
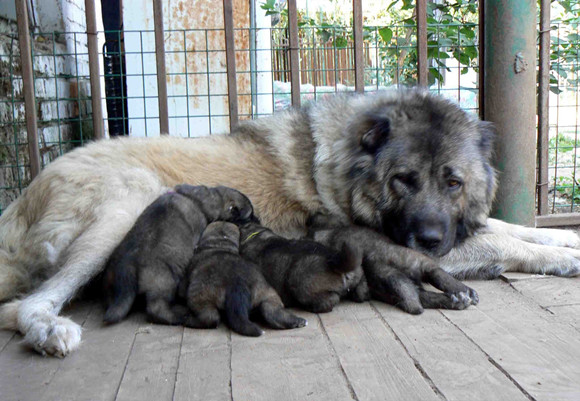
{"left": 1, "top": 89, "right": 579, "bottom": 356}
{"left": 102, "top": 184, "right": 254, "bottom": 325}
{"left": 239, "top": 221, "right": 364, "bottom": 313}
{"left": 183, "top": 222, "right": 307, "bottom": 336}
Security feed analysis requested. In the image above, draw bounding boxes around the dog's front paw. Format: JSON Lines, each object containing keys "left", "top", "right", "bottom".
{"left": 22, "top": 314, "right": 82, "bottom": 357}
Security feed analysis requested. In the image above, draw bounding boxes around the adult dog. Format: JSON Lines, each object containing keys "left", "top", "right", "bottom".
{"left": 0, "top": 89, "right": 579, "bottom": 357}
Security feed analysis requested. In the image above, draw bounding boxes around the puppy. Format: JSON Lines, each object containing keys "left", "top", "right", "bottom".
{"left": 239, "top": 221, "right": 364, "bottom": 313}
{"left": 102, "top": 184, "right": 254, "bottom": 324}
{"left": 308, "top": 214, "right": 479, "bottom": 314}
{"left": 183, "top": 222, "right": 307, "bottom": 336}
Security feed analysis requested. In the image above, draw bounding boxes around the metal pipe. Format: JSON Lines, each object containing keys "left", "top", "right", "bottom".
{"left": 537, "top": 0, "right": 550, "bottom": 216}
{"left": 485, "top": 0, "right": 536, "bottom": 226}
{"left": 288, "top": 0, "right": 300, "bottom": 107}
{"left": 478, "top": 0, "right": 485, "bottom": 119}
{"left": 223, "top": 0, "right": 239, "bottom": 130}
{"left": 85, "top": 0, "right": 105, "bottom": 140}
{"left": 416, "top": 0, "right": 428, "bottom": 87}
{"left": 153, "top": 0, "right": 169, "bottom": 134}
{"left": 15, "top": 0, "right": 41, "bottom": 179}
{"left": 352, "top": 0, "right": 364, "bottom": 93}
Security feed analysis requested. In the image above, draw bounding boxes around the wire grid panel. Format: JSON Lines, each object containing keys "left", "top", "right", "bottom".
{"left": 547, "top": 22, "right": 580, "bottom": 214}
{"left": 1, "top": 21, "right": 481, "bottom": 213}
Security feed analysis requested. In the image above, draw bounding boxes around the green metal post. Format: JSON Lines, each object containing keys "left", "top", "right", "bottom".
{"left": 484, "top": 0, "right": 537, "bottom": 226}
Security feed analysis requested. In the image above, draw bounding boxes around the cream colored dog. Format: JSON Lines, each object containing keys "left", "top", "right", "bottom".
{"left": 0, "top": 90, "right": 579, "bottom": 357}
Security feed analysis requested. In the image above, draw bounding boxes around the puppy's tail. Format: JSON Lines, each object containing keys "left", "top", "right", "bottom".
{"left": 102, "top": 261, "right": 138, "bottom": 324}
{"left": 224, "top": 280, "right": 263, "bottom": 337}
{"left": 330, "top": 243, "right": 362, "bottom": 274}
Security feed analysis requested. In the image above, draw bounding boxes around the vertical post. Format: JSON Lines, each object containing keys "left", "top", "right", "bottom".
{"left": 85, "top": 0, "right": 105, "bottom": 140}
{"left": 478, "top": 0, "right": 485, "bottom": 119}
{"left": 223, "top": 0, "right": 239, "bottom": 129}
{"left": 153, "top": 0, "right": 169, "bottom": 134}
{"left": 288, "top": 0, "right": 300, "bottom": 107}
{"left": 15, "top": 0, "right": 41, "bottom": 179}
{"left": 537, "top": 0, "right": 550, "bottom": 215}
{"left": 485, "top": 0, "right": 536, "bottom": 226}
{"left": 416, "top": 0, "right": 428, "bottom": 87}
{"left": 352, "top": 0, "right": 364, "bottom": 93}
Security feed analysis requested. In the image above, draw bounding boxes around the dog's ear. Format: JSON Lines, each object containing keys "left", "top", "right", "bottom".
{"left": 478, "top": 121, "right": 496, "bottom": 161}
{"left": 360, "top": 115, "right": 390, "bottom": 153}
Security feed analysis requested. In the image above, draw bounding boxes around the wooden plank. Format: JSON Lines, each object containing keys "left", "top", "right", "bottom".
{"left": 535, "top": 213, "right": 580, "bottom": 227}
{"left": 352, "top": 0, "right": 364, "bottom": 92}
{"left": 319, "top": 302, "right": 440, "bottom": 401}
{"left": 375, "top": 303, "right": 529, "bottom": 401}
{"left": 0, "top": 330, "right": 15, "bottom": 352}
{"left": 39, "top": 306, "right": 142, "bottom": 401}
{"left": 223, "top": 0, "right": 239, "bottom": 129}
{"left": 115, "top": 324, "right": 183, "bottom": 401}
{"left": 231, "top": 310, "right": 356, "bottom": 401}
{"left": 442, "top": 280, "right": 580, "bottom": 400}
{"left": 0, "top": 302, "right": 93, "bottom": 401}
{"left": 173, "top": 326, "right": 231, "bottom": 401}
{"left": 547, "top": 304, "right": 580, "bottom": 333}
{"left": 287, "top": 0, "right": 300, "bottom": 106}
{"left": 508, "top": 276, "right": 580, "bottom": 307}
{"left": 15, "top": 0, "right": 41, "bottom": 177}
{"left": 153, "top": 0, "right": 170, "bottom": 134}
{"left": 84, "top": 0, "right": 105, "bottom": 139}
{"left": 416, "top": 0, "right": 428, "bottom": 86}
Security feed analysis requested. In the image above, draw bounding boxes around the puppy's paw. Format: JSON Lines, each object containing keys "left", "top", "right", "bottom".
{"left": 450, "top": 287, "right": 479, "bottom": 308}
{"left": 22, "top": 314, "right": 82, "bottom": 358}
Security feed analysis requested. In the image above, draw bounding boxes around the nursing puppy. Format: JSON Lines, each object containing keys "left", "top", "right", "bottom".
{"left": 102, "top": 184, "right": 253, "bottom": 325}
{"left": 183, "top": 222, "right": 307, "bottom": 336}
{"left": 308, "top": 215, "right": 478, "bottom": 314}
{"left": 239, "top": 221, "right": 364, "bottom": 313}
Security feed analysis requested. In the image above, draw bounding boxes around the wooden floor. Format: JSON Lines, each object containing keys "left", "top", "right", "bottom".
{"left": 1, "top": 273, "right": 579, "bottom": 401}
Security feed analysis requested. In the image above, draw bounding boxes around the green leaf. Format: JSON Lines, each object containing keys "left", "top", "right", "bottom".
{"left": 335, "top": 36, "right": 348, "bottom": 48}
{"left": 429, "top": 67, "right": 444, "bottom": 83}
{"left": 378, "top": 27, "right": 393, "bottom": 44}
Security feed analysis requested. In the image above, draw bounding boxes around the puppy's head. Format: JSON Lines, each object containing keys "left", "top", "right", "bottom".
{"left": 215, "top": 186, "right": 255, "bottom": 224}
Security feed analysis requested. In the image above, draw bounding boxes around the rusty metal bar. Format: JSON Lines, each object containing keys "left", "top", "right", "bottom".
{"left": 416, "top": 0, "right": 428, "bottom": 87}
{"left": 485, "top": 0, "right": 536, "bottom": 226}
{"left": 288, "top": 0, "right": 300, "bottom": 107}
{"left": 536, "top": 213, "right": 580, "bottom": 228}
{"left": 153, "top": 0, "right": 169, "bottom": 134}
{"left": 537, "top": 0, "right": 550, "bottom": 216}
{"left": 353, "top": 0, "right": 364, "bottom": 93}
{"left": 15, "top": 0, "right": 41, "bottom": 179}
{"left": 84, "top": 0, "right": 105, "bottom": 140}
{"left": 223, "top": 0, "right": 239, "bottom": 130}
{"left": 478, "top": 0, "right": 485, "bottom": 119}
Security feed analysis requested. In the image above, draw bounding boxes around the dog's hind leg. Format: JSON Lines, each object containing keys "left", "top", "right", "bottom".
{"left": 486, "top": 218, "right": 580, "bottom": 248}
{"left": 183, "top": 304, "right": 220, "bottom": 329}
{"left": 16, "top": 205, "right": 142, "bottom": 357}
{"left": 259, "top": 289, "right": 307, "bottom": 330}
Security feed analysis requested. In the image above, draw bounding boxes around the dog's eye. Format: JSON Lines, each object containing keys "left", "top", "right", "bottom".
{"left": 448, "top": 179, "right": 462, "bottom": 189}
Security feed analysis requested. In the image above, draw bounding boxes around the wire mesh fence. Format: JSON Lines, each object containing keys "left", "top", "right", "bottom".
{"left": 1, "top": 17, "right": 578, "bottom": 216}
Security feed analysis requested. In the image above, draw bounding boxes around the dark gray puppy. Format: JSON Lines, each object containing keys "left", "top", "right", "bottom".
{"left": 102, "top": 184, "right": 254, "bottom": 325}
{"left": 183, "top": 222, "right": 307, "bottom": 336}
{"left": 308, "top": 214, "right": 479, "bottom": 314}
{"left": 239, "top": 221, "right": 364, "bottom": 313}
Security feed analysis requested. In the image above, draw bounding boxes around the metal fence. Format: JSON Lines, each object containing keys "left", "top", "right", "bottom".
{"left": 0, "top": 0, "right": 578, "bottom": 225}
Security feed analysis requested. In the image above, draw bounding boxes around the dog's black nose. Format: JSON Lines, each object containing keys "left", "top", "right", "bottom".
{"left": 415, "top": 226, "right": 444, "bottom": 251}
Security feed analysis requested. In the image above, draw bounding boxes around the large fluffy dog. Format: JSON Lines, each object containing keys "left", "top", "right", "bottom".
{"left": 0, "top": 89, "right": 579, "bottom": 357}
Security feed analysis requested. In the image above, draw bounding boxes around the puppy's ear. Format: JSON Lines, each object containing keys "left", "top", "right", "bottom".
{"left": 360, "top": 115, "right": 390, "bottom": 153}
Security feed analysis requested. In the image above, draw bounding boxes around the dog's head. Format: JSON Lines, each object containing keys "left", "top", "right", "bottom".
{"left": 215, "top": 186, "right": 255, "bottom": 224}
{"left": 341, "top": 89, "right": 496, "bottom": 257}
